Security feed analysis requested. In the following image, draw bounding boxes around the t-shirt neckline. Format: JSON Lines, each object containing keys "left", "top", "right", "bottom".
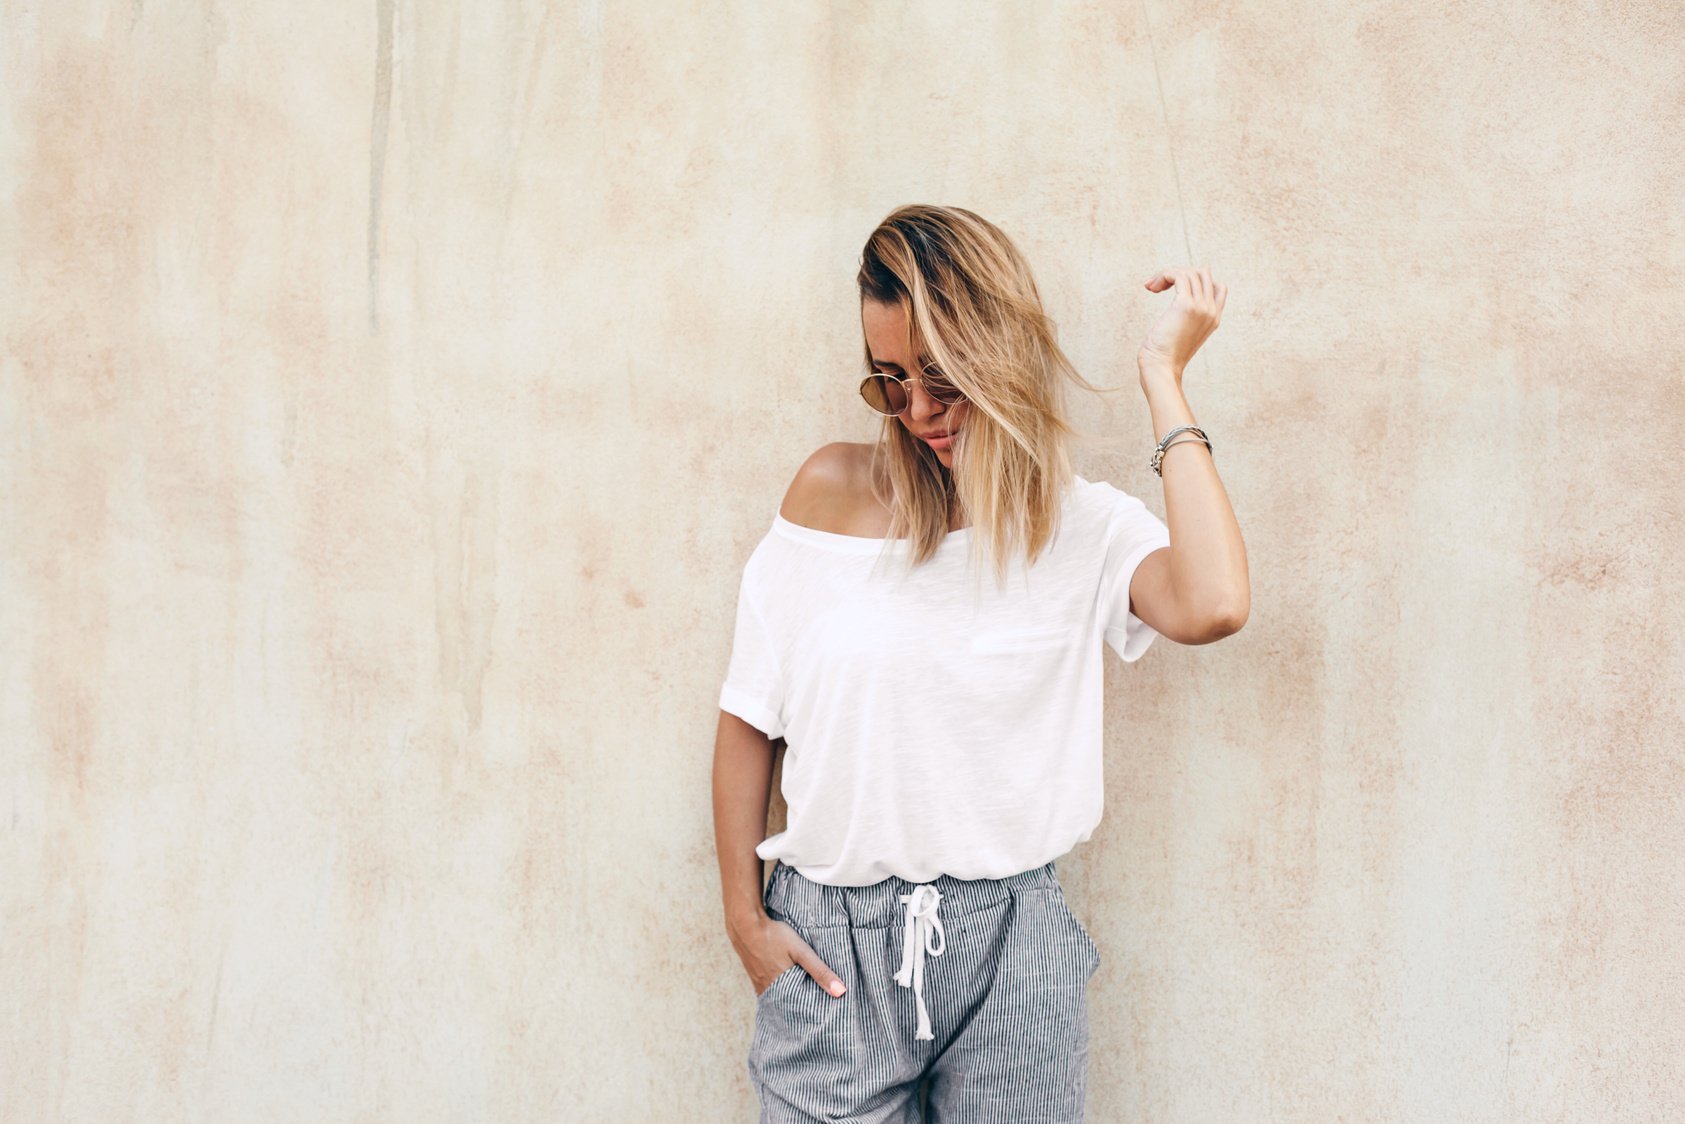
{"left": 771, "top": 512, "right": 971, "bottom": 553}
{"left": 769, "top": 474, "right": 1090, "bottom": 554}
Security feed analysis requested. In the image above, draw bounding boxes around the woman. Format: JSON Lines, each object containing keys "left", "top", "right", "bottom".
{"left": 714, "top": 204, "right": 1248, "bottom": 1121}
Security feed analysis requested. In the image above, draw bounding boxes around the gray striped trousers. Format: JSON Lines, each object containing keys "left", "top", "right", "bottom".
{"left": 747, "top": 857, "right": 1101, "bottom": 1122}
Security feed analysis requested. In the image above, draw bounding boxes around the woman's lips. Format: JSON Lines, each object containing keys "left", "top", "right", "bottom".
{"left": 924, "top": 431, "right": 955, "bottom": 450}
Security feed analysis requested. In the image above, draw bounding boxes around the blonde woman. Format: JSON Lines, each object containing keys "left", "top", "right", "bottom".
{"left": 715, "top": 204, "right": 1247, "bottom": 1122}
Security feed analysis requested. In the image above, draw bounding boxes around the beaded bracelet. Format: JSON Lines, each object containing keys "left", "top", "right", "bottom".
{"left": 1150, "top": 424, "right": 1212, "bottom": 477}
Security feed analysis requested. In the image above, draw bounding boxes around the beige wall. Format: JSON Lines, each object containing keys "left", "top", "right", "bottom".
{"left": 4, "top": 2, "right": 1681, "bottom": 1120}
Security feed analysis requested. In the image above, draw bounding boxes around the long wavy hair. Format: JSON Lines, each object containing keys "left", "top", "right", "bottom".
{"left": 857, "top": 204, "right": 1109, "bottom": 593}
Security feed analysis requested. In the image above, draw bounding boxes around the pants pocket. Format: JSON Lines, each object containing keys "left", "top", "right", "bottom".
{"left": 1051, "top": 885, "right": 1101, "bottom": 979}
{"left": 755, "top": 962, "right": 805, "bottom": 1002}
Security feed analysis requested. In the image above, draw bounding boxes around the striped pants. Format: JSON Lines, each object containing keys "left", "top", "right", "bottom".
{"left": 747, "top": 857, "right": 1101, "bottom": 1122}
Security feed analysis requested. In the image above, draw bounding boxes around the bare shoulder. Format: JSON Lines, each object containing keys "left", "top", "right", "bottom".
{"left": 779, "top": 442, "right": 882, "bottom": 534}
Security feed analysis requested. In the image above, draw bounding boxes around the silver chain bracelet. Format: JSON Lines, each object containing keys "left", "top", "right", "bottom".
{"left": 1150, "top": 424, "right": 1212, "bottom": 477}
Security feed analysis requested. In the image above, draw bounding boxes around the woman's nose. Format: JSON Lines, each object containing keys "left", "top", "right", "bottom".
{"left": 906, "top": 382, "right": 945, "bottom": 422}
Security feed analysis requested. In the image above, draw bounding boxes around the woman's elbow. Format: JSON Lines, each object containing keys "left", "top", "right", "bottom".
{"left": 1207, "top": 593, "right": 1249, "bottom": 639}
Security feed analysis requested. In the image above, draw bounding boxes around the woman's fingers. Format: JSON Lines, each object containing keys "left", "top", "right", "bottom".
{"left": 1138, "top": 266, "right": 1226, "bottom": 373}
{"left": 750, "top": 922, "right": 848, "bottom": 998}
{"left": 793, "top": 941, "right": 847, "bottom": 997}
{"left": 1146, "top": 266, "right": 1222, "bottom": 314}
{"left": 1144, "top": 267, "right": 1189, "bottom": 295}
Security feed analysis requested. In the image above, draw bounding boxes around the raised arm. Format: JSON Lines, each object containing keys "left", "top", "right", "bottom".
{"left": 1125, "top": 266, "right": 1250, "bottom": 644}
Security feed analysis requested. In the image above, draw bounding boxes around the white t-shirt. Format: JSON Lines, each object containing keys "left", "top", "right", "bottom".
{"left": 718, "top": 472, "right": 1171, "bottom": 886}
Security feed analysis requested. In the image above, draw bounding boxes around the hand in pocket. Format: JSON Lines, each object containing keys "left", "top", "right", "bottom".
{"left": 740, "top": 914, "right": 848, "bottom": 999}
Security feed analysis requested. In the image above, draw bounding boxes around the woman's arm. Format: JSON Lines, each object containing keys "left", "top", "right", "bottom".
{"left": 714, "top": 711, "right": 778, "bottom": 937}
{"left": 713, "top": 712, "right": 849, "bottom": 998}
{"left": 1125, "top": 267, "right": 1250, "bottom": 644}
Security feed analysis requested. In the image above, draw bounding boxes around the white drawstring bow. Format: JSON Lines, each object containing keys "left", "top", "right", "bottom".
{"left": 893, "top": 884, "right": 946, "bottom": 1041}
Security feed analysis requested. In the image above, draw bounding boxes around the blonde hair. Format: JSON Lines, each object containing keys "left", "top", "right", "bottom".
{"left": 856, "top": 204, "right": 1109, "bottom": 593}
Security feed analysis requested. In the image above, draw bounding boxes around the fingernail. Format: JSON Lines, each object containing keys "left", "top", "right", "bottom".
{"left": 829, "top": 980, "right": 846, "bottom": 997}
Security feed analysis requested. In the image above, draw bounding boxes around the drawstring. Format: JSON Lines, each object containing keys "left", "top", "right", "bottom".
{"left": 893, "top": 884, "right": 946, "bottom": 1041}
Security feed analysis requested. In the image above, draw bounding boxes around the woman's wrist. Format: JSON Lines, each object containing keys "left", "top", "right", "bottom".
{"left": 1140, "top": 366, "right": 1197, "bottom": 443}
{"left": 1138, "top": 357, "right": 1183, "bottom": 392}
{"left": 726, "top": 902, "right": 769, "bottom": 941}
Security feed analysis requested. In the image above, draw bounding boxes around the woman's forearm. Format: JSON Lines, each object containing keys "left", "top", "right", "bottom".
{"left": 714, "top": 712, "right": 778, "bottom": 936}
{"left": 1140, "top": 362, "right": 1250, "bottom": 627}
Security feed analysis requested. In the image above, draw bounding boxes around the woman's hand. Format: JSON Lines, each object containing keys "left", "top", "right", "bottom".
{"left": 1138, "top": 266, "right": 1226, "bottom": 381}
{"left": 731, "top": 912, "right": 848, "bottom": 999}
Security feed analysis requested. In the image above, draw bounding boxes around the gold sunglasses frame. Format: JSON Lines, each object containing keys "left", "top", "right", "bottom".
{"left": 857, "top": 370, "right": 967, "bottom": 417}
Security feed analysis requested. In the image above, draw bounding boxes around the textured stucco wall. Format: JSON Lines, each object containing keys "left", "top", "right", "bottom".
{"left": 3, "top": 2, "right": 1682, "bottom": 1121}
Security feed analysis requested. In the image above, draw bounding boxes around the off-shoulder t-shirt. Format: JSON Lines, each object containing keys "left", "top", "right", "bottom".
{"left": 718, "top": 473, "right": 1172, "bottom": 886}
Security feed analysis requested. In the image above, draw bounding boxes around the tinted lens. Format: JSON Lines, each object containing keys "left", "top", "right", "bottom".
{"left": 860, "top": 374, "right": 907, "bottom": 415}
{"left": 923, "top": 371, "right": 965, "bottom": 405}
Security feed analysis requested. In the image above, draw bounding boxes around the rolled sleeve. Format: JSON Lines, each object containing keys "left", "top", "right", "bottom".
{"left": 718, "top": 561, "right": 786, "bottom": 739}
{"left": 1098, "top": 488, "right": 1172, "bottom": 663}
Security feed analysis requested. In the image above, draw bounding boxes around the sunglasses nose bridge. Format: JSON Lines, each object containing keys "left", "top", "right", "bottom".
{"left": 903, "top": 378, "right": 945, "bottom": 420}
{"left": 860, "top": 372, "right": 960, "bottom": 417}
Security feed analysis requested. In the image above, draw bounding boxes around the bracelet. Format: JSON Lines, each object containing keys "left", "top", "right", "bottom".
{"left": 1150, "top": 425, "right": 1212, "bottom": 477}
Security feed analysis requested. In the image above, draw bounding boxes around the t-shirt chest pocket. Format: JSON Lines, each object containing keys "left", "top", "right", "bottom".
{"left": 969, "top": 622, "right": 1072, "bottom": 655}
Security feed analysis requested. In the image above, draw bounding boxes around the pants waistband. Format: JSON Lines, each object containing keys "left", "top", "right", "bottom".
{"left": 763, "top": 858, "right": 1062, "bottom": 930}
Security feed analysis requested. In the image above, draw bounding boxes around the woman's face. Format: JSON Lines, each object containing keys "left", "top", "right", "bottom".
{"left": 861, "top": 299, "right": 971, "bottom": 469}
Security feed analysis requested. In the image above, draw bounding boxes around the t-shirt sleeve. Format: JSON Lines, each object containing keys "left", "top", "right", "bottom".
{"left": 1097, "top": 484, "right": 1172, "bottom": 663}
{"left": 718, "top": 552, "right": 787, "bottom": 740}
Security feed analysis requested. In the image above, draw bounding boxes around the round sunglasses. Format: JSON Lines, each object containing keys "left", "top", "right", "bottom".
{"left": 858, "top": 367, "right": 966, "bottom": 416}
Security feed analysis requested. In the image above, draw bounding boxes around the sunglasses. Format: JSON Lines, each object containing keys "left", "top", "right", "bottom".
{"left": 858, "top": 367, "right": 966, "bottom": 416}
